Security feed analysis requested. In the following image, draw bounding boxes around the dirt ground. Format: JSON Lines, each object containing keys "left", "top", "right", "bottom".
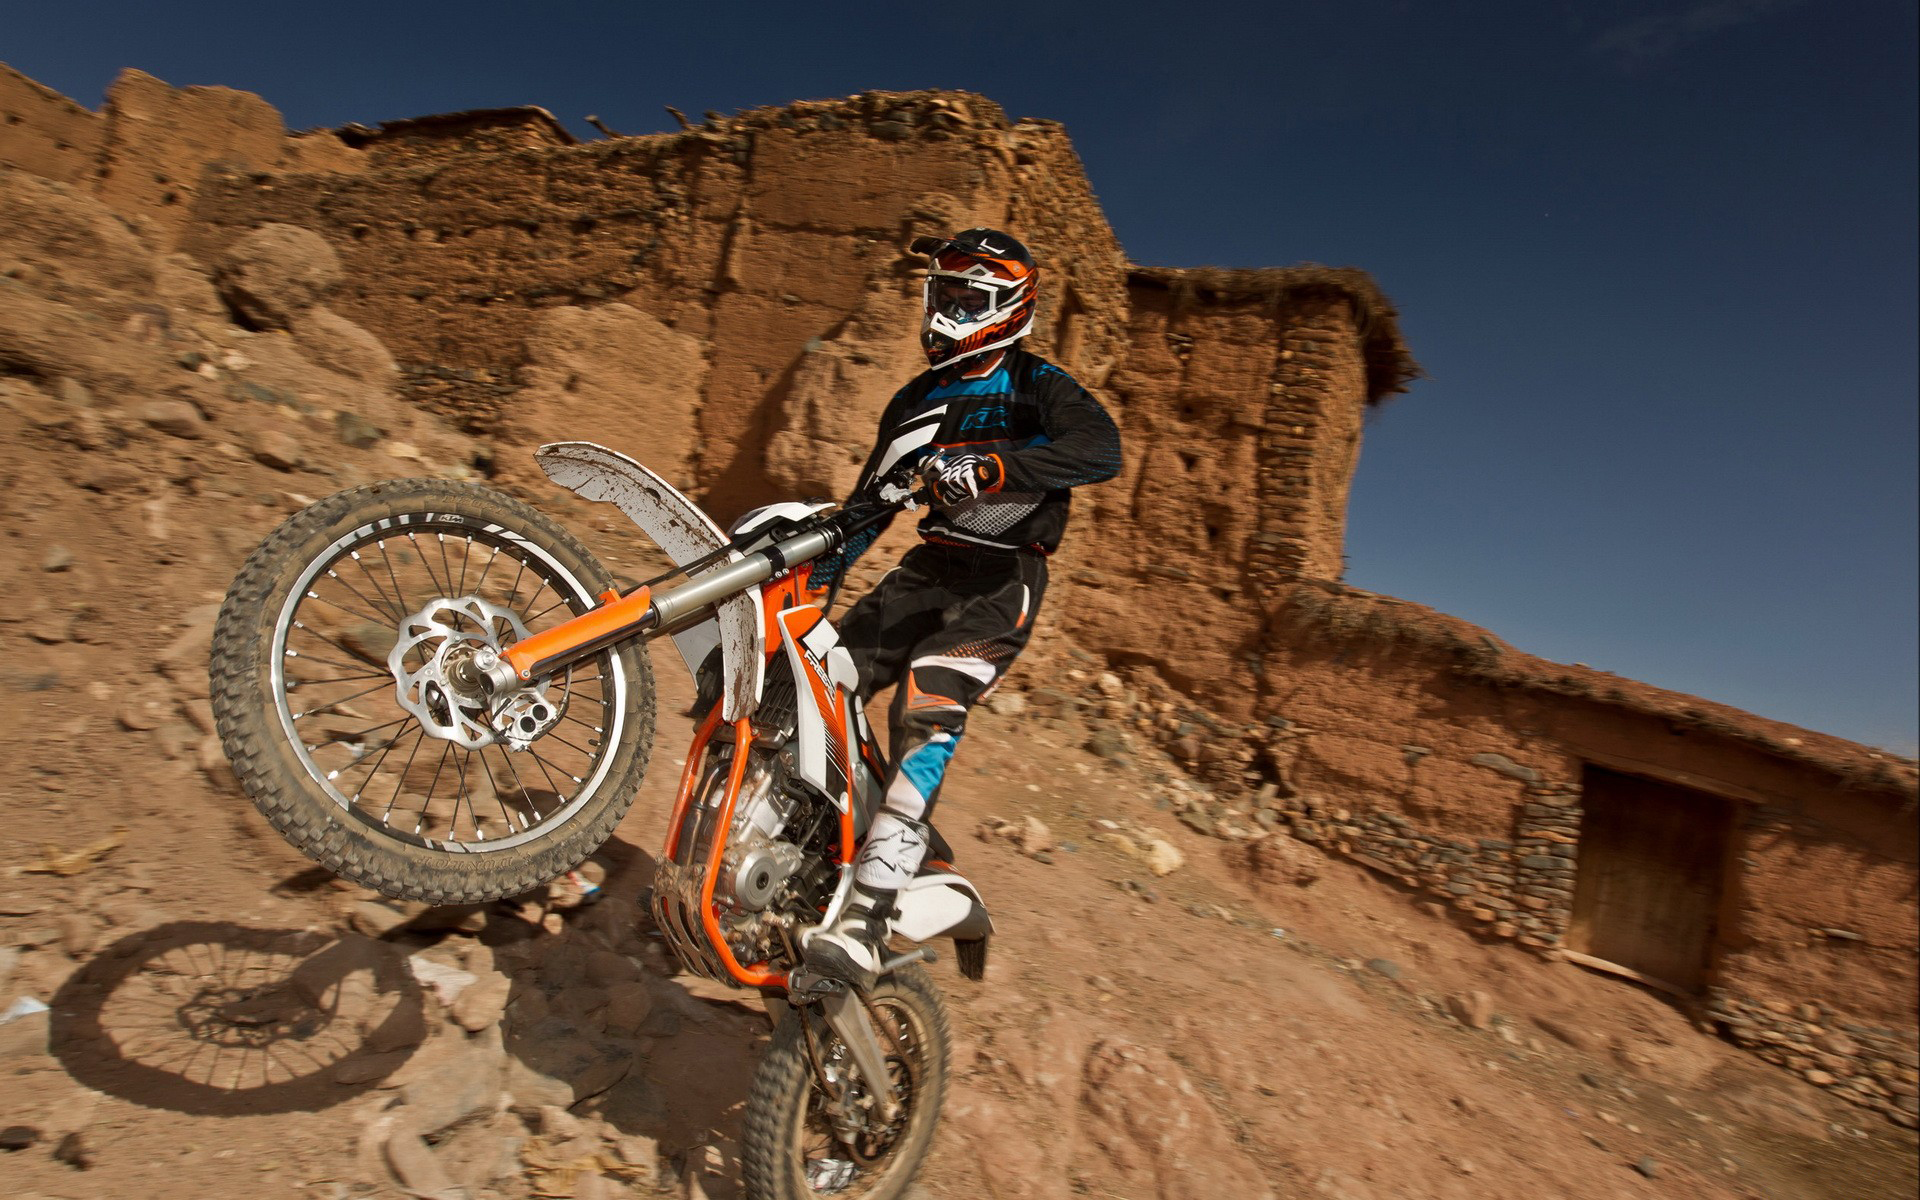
{"left": 1, "top": 492, "right": 1915, "bottom": 1199}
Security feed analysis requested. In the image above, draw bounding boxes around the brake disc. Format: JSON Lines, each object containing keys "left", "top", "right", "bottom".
{"left": 388, "top": 596, "right": 534, "bottom": 750}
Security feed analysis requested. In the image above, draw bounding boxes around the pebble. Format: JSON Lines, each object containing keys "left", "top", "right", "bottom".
{"left": 0, "top": 1125, "right": 40, "bottom": 1151}
{"left": 53, "top": 1131, "right": 93, "bottom": 1169}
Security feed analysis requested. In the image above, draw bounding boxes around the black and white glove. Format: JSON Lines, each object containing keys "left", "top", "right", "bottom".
{"left": 922, "top": 452, "right": 1005, "bottom": 508}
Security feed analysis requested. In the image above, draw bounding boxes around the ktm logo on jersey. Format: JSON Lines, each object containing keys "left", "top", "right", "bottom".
{"left": 957, "top": 405, "right": 1007, "bottom": 432}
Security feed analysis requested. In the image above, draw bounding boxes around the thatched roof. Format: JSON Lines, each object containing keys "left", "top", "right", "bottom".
{"left": 1128, "top": 264, "right": 1422, "bottom": 404}
{"left": 1269, "top": 580, "right": 1920, "bottom": 801}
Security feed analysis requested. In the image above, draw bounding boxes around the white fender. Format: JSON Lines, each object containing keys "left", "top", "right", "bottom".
{"left": 890, "top": 871, "right": 994, "bottom": 943}
{"left": 534, "top": 441, "right": 764, "bottom": 721}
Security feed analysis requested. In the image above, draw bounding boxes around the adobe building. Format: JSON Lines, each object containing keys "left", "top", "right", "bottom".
{"left": 2, "top": 63, "right": 1914, "bottom": 1122}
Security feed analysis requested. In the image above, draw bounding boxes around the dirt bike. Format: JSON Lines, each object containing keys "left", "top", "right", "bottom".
{"left": 209, "top": 440, "right": 994, "bottom": 1199}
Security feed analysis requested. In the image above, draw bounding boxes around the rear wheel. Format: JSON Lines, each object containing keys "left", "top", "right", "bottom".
{"left": 209, "top": 479, "right": 655, "bottom": 903}
{"left": 742, "top": 967, "right": 950, "bottom": 1200}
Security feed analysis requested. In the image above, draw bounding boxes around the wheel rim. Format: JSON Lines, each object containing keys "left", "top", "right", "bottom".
{"left": 269, "top": 510, "right": 630, "bottom": 852}
{"left": 792, "top": 993, "right": 930, "bottom": 1196}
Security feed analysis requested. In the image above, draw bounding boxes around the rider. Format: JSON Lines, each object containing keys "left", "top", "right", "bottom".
{"left": 802, "top": 228, "right": 1123, "bottom": 987}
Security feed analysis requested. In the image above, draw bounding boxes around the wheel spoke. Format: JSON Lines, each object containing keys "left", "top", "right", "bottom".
{"left": 289, "top": 680, "right": 392, "bottom": 721}
{"left": 347, "top": 550, "right": 405, "bottom": 620}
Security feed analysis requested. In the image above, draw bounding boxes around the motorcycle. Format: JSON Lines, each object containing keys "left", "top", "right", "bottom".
{"left": 209, "top": 440, "right": 994, "bottom": 1199}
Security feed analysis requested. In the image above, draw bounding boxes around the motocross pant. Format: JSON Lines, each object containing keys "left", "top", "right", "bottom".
{"left": 838, "top": 540, "right": 1048, "bottom": 826}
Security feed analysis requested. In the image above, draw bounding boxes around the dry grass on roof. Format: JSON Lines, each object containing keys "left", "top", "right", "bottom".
{"left": 1128, "top": 264, "right": 1422, "bottom": 405}
{"left": 1269, "top": 582, "right": 1920, "bottom": 800}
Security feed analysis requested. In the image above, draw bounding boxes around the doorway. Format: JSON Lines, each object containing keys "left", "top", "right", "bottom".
{"left": 1567, "top": 764, "right": 1737, "bottom": 994}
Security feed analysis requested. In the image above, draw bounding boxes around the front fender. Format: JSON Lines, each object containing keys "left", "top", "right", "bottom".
{"left": 535, "top": 441, "right": 764, "bottom": 721}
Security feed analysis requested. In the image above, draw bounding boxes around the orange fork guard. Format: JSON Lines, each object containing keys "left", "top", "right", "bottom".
{"left": 502, "top": 586, "right": 651, "bottom": 681}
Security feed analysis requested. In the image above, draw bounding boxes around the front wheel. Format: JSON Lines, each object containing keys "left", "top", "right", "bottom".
{"left": 742, "top": 967, "right": 951, "bottom": 1200}
{"left": 209, "top": 478, "right": 655, "bottom": 904}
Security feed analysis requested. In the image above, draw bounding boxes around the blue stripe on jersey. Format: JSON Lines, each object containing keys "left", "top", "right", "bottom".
{"left": 927, "top": 367, "right": 1012, "bottom": 399}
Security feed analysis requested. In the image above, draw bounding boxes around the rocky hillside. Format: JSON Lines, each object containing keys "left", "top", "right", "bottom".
{"left": 1, "top": 161, "right": 1917, "bottom": 1200}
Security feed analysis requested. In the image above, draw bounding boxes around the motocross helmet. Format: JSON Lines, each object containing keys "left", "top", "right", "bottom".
{"left": 911, "top": 228, "right": 1039, "bottom": 369}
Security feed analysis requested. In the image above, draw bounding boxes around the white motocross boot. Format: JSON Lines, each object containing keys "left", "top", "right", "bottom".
{"left": 803, "top": 810, "right": 930, "bottom": 990}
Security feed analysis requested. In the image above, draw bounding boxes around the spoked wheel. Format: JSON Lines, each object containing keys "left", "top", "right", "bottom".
{"left": 743, "top": 967, "right": 951, "bottom": 1200}
{"left": 210, "top": 479, "right": 655, "bottom": 903}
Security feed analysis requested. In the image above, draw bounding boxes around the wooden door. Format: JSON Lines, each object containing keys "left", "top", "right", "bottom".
{"left": 1567, "top": 765, "right": 1735, "bottom": 993}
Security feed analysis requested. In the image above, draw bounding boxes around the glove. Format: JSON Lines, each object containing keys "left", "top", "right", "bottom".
{"left": 923, "top": 451, "right": 1005, "bottom": 508}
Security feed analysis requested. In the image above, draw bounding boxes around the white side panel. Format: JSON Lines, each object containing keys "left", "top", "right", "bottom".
{"left": 778, "top": 614, "right": 832, "bottom": 803}
{"left": 535, "top": 441, "right": 764, "bottom": 720}
{"left": 891, "top": 872, "right": 993, "bottom": 942}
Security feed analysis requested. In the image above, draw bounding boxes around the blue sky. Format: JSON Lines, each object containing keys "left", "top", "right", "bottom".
{"left": 6, "top": 0, "right": 1914, "bottom": 752}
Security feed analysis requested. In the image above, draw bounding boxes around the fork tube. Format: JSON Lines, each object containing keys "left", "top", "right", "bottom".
{"left": 663, "top": 705, "right": 723, "bottom": 862}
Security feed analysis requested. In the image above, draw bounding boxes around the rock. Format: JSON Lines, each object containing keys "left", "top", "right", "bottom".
{"left": 213, "top": 223, "right": 343, "bottom": 329}
{"left": 410, "top": 904, "right": 489, "bottom": 934}
{"left": 601, "top": 981, "right": 654, "bottom": 1035}
{"left": 408, "top": 955, "right": 478, "bottom": 1006}
{"left": 134, "top": 399, "right": 206, "bottom": 438}
{"left": 614, "top": 1132, "right": 660, "bottom": 1182}
{"left": 1531, "top": 1013, "right": 1594, "bottom": 1052}
{"left": 54, "top": 913, "right": 96, "bottom": 959}
{"left": 1363, "top": 958, "right": 1402, "bottom": 981}
{"left": 1084, "top": 729, "right": 1128, "bottom": 760}
{"left": 53, "top": 1131, "right": 93, "bottom": 1169}
{"left": 252, "top": 429, "right": 304, "bottom": 471}
{"left": 335, "top": 410, "right": 385, "bottom": 449}
{"left": 40, "top": 546, "right": 74, "bottom": 572}
{"left": 1447, "top": 991, "right": 1495, "bottom": 1030}
{"left": 0, "top": 1125, "right": 39, "bottom": 1151}
{"left": 536, "top": 1104, "right": 585, "bottom": 1138}
{"left": 1143, "top": 839, "right": 1185, "bottom": 877}
{"left": 291, "top": 305, "right": 399, "bottom": 386}
{"left": 1469, "top": 753, "right": 1540, "bottom": 783}
{"left": 1015, "top": 815, "right": 1053, "bottom": 856}
{"left": 384, "top": 1128, "right": 457, "bottom": 1197}
{"left": 452, "top": 972, "right": 512, "bottom": 1032}
{"left": 505, "top": 1025, "right": 634, "bottom": 1106}
{"left": 0, "top": 1006, "right": 50, "bottom": 1060}
{"left": 397, "top": 1026, "right": 506, "bottom": 1136}
{"left": 984, "top": 690, "right": 1026, "bottom": 717}
{"left": 586, "top": 950, "right": 643, "bottom": 987}
{"left": 330, "top": 1050, "right": 411, "bottom": 1085}
{"left": 1094, "top": 671, "right": 1125, "bottom": 697}
{"left": 1632, "top": 1155, "right": 1659, "bottom": 1179}
{"left": 1237, "top": 833, "right": 1320, "bottom": 888}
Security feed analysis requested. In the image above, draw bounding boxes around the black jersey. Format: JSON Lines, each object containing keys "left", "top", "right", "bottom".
{"left": 815, "top": 347, "right": 1122, "bottom": 585}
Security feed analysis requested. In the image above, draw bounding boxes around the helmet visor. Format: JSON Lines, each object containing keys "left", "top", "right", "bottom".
{"left": 931, "top": 279, "right": 999, "bottom": 323}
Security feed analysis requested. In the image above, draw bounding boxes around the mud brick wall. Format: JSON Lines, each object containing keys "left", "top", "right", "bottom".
{"left": 0, "top": 66, "right": 363, "bottom": 250}
{"left": 1, "top": 62, "right": 106, "bottom": 184}
{"left": 180, "top": 90, "right": 1133, "bottom": 517}
{"left": 1252, "top": 294, "right": 1368, "bottom": 584}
